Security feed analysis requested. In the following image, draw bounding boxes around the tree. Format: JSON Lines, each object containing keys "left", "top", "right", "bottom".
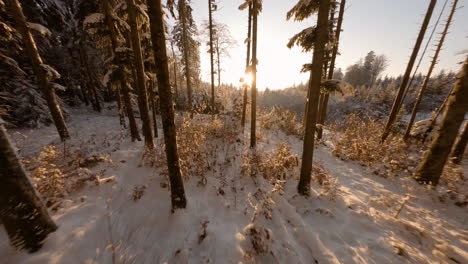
{"left": 317, "top": 0, "right": 346, "bottom": 140}
{"left": 404, "top": 0, "right": 459, "bottom": 140}
{"left": 125, "top": 0, "right": 154, "bottom": 149}
{"left": 212, "top": 22, "right": 236, "bottom": 87}
{"left": 287, "top": 0, "right": 332, "bottom": 196}
{"left": 102, "top": 0, "right": 141, "bottom": 142}
{"left": 208, "top": 0, "right": 216, "bottom": 114}
{"left": 240, "top": 1, "right": 252, "bottom": 127}
{"left": 451, "top": 121, "right": 467, "bottom": 164}
{"left": 7, "top": 0, "right": 69, "bottom": 141}
{"left": 414, "top": 58, "right": 468, "bottom": 185}
{"left": 0, "top": 117, "right": 57, "bottom": 252}
{"left": 381, "top": 0, "right": 437, "bottom": 142}
{"left": 147, "top": 0, "right": 187, "bottom": 210}
{"left": 250, "top": 0, "right": 261, "bottom": 148}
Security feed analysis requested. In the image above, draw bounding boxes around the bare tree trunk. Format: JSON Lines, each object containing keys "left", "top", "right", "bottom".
{"left": 170, "top": 41, "right": 179, "bottom": 105}
{"left": 422, "top": 85, "right": 454, "bottom": 143}
{"left": 241, "top": 3, "right": 252, "bottom": 127}
{"left": 451, "top": 121, "right": 468, "bottom": 164}
{"left": 250, "top": 0, "right": 259, "bottom": 148}
{"left": 147, "top": 0, "right": 187, "bottom": 210}
{"left": 317, "top": 0, "right": 346, "bottom": 140}
{"left": 208, "top": 0, "right": 216, "bottom": 114}
{"left": 381, "top": 0, "right": 436, "bottom": 142}
{"left": 116, "top": 84, "right": 126, "bottom": 128}
{"left": 180, "top": 0, "right": 193, "bottom": 113}
{"left": 0, "top": 118, "right": 57, "bottom": 252}
{"left": 80, "top": 45, "right": 101, "bottom": 112}
{"left": 298, "top": 0, "right": 331, "bottom": 196}
{"left": 102, "top": 0, "right": 140, "bottom": 141}
{"left": 8, "top": 0, "right": 69, "bottom": 141}
{"left": 414, "top": 59, "right": 468, "bottom": 185}
{"left": 149, "top": 77, "right": 159, "bottom": 138}
{"left": 126, "top": 0, "right": 154, "bottom": 149}
{"left": 404, "top": 0, "right": 458, "bottom": 140}
{"left": 216, "top": 37, "right": 221, "bottom": 88}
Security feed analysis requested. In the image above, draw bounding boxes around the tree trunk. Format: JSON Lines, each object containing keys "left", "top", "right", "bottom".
{"left": 102, "top": 0, "right": 140, "bottom": 140}
{"left": 381, "top": 0, "right": 436, "bottom": 142}
{"left": 216, "top": 37, "right": 221, "bottom": 88}
{"left": 8, "top": 0, "right": 69, "bottom": 141}
{"left": 149, "top": 78, "right": 159, "bottom": 138}
{"left": 298, "top": 0, "right": 331, "bottom": 196}
{"left": 250, "top": 0, "right": 258, "bottom": 148}
{"left": 0, "top": 118, "right": 57, "bottom": 252}
{"left": 116, "top": 84, "right": 126, "bottom": 128}
{"left": 317, "top": 0, "right": 346, "bottom": 140}
{"left": 404, "top": 0, "right": 458, "bottom": 140}
{"left": 241, "top": 2, "right": 252, "bottom": 127}
{"left": 80, "top": 45, "right": 101, "bottom": 112}
{"left": 147, "top": 0, "right": 187, "bottom": 210}
{"left": 414, "top": 59, "right": 468, "bottom": 185}
{"left": 451, "top": 121, "right": 468, "bottom": 164}
{"left": 171, "top": 41, "right": 179, "bottom": 105}
{"left": 208, "top": 0, "right": 216, "bottom": 114}
{"left": 126, "top": 0, "right": 154, "bottom": 149}
{"left": 180, "top": 0, "right": 193, "bottom": 113}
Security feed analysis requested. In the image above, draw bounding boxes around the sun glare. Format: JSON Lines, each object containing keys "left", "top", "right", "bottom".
{"left": 242, "top": 72, "right": 253, "bottom": 86}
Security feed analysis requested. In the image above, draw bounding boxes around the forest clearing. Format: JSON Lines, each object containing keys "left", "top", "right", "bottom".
{"left": 0, "top": 0, "right": 467, "bottom": 263}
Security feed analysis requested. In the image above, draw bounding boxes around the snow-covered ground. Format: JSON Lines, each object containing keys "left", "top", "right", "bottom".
{"left": 1, "top": 108, "right": 467, "bottom": 264}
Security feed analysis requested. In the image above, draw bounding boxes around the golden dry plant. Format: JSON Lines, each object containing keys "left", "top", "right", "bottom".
{"left": 259, "top": 107, "right": 303, "bottom": 137}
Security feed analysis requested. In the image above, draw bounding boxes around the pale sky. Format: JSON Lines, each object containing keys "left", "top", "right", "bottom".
{"left": 189, "top": 0, "right": 467, "bottom": 90}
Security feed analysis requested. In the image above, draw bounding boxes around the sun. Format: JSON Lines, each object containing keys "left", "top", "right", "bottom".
{"left": 242, "top": 72, "right": 253, "bottom": 87}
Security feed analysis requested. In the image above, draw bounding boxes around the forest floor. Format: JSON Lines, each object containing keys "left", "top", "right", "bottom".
{"left": 1, "top": 107, "right": 467, "bottom": 264}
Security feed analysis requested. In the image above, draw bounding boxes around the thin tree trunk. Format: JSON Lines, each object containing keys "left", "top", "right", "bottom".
{"left": 208, "top": 0, "right": 215, "bottom": 114}
{"left": 126, "top": 0, "right": 154, "bottom": 149}
{"left": 180, "top": 0, "right": 193, "bottom": 113}
{"left": 241, "top": 3, "right": 252, "bottom": 127}
{"left": 381, "top": 0, "right": 437, "bottom": 142}
{"left": 317, "top": 0, "right": 346, "bottom": 140}
{"left": 250, "top": 0, "right": 259, "bottom": 148}
{"left": 150, "top": 78, "right": 159, "bottom": 138}
{"left": 414, "top": 59, "right": 468, "bottom": 185}
{"left": 102, "top": 0, "right": 140, "bottom": 141}
{"left": 116, "top": 83, "right": 126, "bottom": 128}
{"left": 404, "top": 0, "right": 458, "bottom": 140}
{"left": 0, "top": 118, "right": 57, "bottom": 252}
{"left": 298, "top": 0, "right": 331, "bottom": 196}
{"left": 421, "top": 84, "right": 454, "bottom": 143}
{"left": 171, "top": 41, "right": 179, "bottom": 105}
{"left": 147, "top": 0, "right": 187, "bottom": 210}
{"left": 81, "top": 46, "right": 101, "bottom": 112}
{"left": 8, "top": 0, "right": 69, "bottom": 141}
{"left": 451, "top": 121, "right": 468, "bottom": 164}
{"left": 216, "top": 37, "right": 221, "bottom": 88}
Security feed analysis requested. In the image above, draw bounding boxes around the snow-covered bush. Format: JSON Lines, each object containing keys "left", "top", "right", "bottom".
{"left": 260, "top": 107, "right": 303, "bottom": 137}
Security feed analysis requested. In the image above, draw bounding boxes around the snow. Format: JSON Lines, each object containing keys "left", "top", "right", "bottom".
{"left": 27, "top": 22, "right": 52, "bottom": 37}
{"left": 83, "top": 13, "right": 105, "bottom": 26}
{"left": 0, "top": 107, "right": 467, "bottom": 263}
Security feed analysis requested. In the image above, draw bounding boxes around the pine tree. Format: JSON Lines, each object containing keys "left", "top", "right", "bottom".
{"left": 7, "top": 0, "right": 70, "bottom": 141}
{"left": 250, "top": 0, "right": 261, "bottom": 148}
{"left": 414, "top": 58, "right": 468, "bottom": 185}
{"left": 381, "top": 0, "right": 437, "bottom": 142}
{"left": 0, "top": 117, "right": 57, "bottom": 252}
{"left": 404, "top": 0, "right": 458, "bottom": 140}
{"left": 147, "top": 0, "right": 187, "bottom": 210}
{"left": 288, "top": 0, "right": 332, "bottom": 195}
{"left": 125, "top": 0, "right": 154, "bottom": 149}
{"left": 317, "top": 0, "right": 346, "bottom": 140}
{"left": 208, "top": 0, "right": 216, "bottom": 114}
{"left": 102, "top": 0, "right": 141, "bottom": 142}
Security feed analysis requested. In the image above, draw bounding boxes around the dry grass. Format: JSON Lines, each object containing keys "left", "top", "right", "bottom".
{"left": 260, "top": 107, "right": 303, "bottom": 137}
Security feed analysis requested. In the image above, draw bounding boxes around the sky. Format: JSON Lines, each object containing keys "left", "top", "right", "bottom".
{"left": 189, "top": 0, "right": 467, "bottom": 90}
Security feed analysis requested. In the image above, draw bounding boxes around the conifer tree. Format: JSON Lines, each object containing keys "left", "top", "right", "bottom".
{"left": 240, "top": 1, "right": 252, "bottom": 127}
{"left": 451, "top": 121, "right": 467, "bottom": 164}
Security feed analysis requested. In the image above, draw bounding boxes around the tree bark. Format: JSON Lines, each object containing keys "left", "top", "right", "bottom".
{"left": 102, "top": 0, "right": 140, "bottom": 141}
{"left": 8, "top": 0, "right": 70, "bottom": 141}
{"left": 298, "top": 0, "right": 331, "bottom": 196}
{"left": 147, "top": 0, "right": 187, "bottom": 210}
{"left": 0, "top": 118, "right": 57, "bottom": 252}
{"left": 317, "top": 0, "right": 346, "bottom": 140}
{"left": 170, "top": 41, "right": 179, "bottom": 105}
{"left": 241, "top": 3, "right": 252, "bottom": 127}
{"left": 451, "top": 121, "right": 468, "bottom": 164}
{"left": 250, "top": 0, "right": 259, "bottom": 148}
{"left": 404, "top": 0, "right": 458, "bottom": 140}
{"left": 208, "top": 0, "right": 216, "bottom": 114}
{"left": 180, "top": 0, "right": 193, "bottom": 113}
{"left": 116, "top": 83, "right": 127, "bottom": 128}
{"left": 216, "top": 37, "right": 221, "bottom": 88}
{"left": 126, "top": 0, "right": 154, "bottom": 149}
{"left": 381, "top": 0, "right": 436, "bottom": 142}
{"left": 149, "top": 77, "right": 159, "bottom": 138}
{"left": 414, "top": 59, "right": 468, "bottom": 185}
